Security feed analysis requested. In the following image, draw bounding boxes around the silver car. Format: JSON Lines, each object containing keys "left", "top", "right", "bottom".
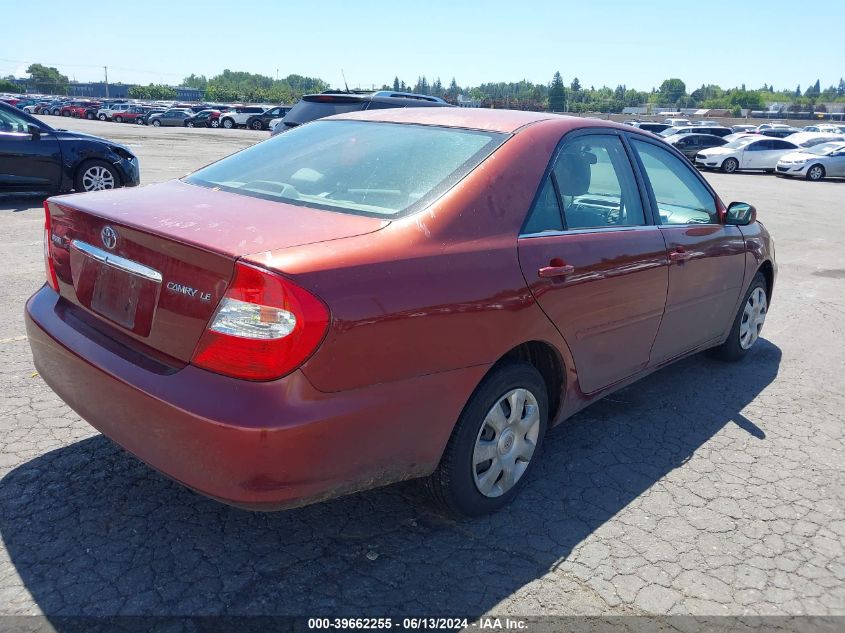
{"left": 776, "top": 142, "right": 845, "bottom": 181}
{"left": 148, "top": 109, "right": 192, "bottom": 127}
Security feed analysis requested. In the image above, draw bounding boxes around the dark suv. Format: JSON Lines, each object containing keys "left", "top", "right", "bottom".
{"left": 245, "top": 105, "right": 292, "bottom": 131}
{"left": 271, "top": 90, "right": 450, "bottom": 135}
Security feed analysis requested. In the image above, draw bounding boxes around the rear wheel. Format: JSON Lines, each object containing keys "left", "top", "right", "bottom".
{"left": 250, "top": 119, "right": 263, "bottom": 130}
{"left": 86, "top": 112, "right": 95, "bottom": 120}
{"left": 210, "top": 119, "right": 220, "bottom": 128}
{"left": 807, "top": 164, "right": 826, "bottom": 181}
{"left": 426, "top": 362, "right": 548, "bottom": 517}
{"left": 114, "top": 115, "right": 123, "bottom": 123}
{"left": 721, "top": 158, "right": 739, "bottom": 173}
{"left": 186, "top": 121, "right": 195, "bottom": 128}
{"left": 74, "top": 160, "right": 120, "bottom": 192}
{"left": 136, "top": 118, "right": 145, "bottom": 125}
{"left": 709, "top": 272, "right": 768, "bottom": 361}
{"left": 152, "top": 120, "right": 161, "bottom": 127}
{"left": 98, "top": 113, "right": 107, "bottom": 121}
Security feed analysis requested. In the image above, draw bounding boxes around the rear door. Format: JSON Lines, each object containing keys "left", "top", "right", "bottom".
{"left": 627, "top": 137, "right": 746, "bottom": 364}
{"left": 517, "top": 130, "right": 669, "bottom": 394}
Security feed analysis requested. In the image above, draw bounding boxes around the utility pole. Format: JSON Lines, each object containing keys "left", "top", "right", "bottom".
{"left": 104, "top": 66, "right": 109, "bottom": 98}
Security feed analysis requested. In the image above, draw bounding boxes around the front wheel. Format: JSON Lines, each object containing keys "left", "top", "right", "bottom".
{"left": 806, "top": 164, "right": 826, "bottom": 181}
{"left": 721, "top": 158, "right": 739, "bottom": 174}
{"left": 98, "top": 114, "right": 107, "bottom": 121}
{"left": 709, "top": 272, "right": 768, "bottom": 362}
{"left": 136, "top": 118, "right": 145, "bottom": 125}
{"left": 426, "top": 362, "right": 548, "bottom": 517}
{"left": 74, "top": 160, "right": 121, "bottom": 192}
{"left": 152, "top": 120, "right": 161, "bottom": 127}
{"left": 210, "top": 119, "right": 220, "bottom": 128}
{"left": 221, "top": 118, "right": 235, "bottom": 129}
{"left": 250, "top": 119, "right": 263, "bottom": 130}
{"left": 186, "top": 122, "right": 195, "bottom": 127}
{"left": 86, "top": 112, "right": 95, "bottom": 120}
{"left": 114, "top": 115, "right": 123, "bottom": 123}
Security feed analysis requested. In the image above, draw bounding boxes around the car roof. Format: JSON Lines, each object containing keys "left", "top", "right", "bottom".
{"left": 330, "top": 108, "right": 611, "bottom": 134}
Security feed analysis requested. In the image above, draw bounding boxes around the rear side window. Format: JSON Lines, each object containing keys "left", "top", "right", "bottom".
{"left": 284, "top": 100, "right": 367, "bottom": 125}
{"left": 184, "top": 120, "right": 507, "bottom": 218}
{"left": 630, "top": 139, "right": 718, "bottom": 225}
{"left": 523, "top": 177, "right": 562, "bottom": 234}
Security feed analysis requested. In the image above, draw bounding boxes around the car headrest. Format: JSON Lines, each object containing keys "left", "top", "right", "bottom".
{"left": 555, "top": 152, "right": 592, "bottom": 196}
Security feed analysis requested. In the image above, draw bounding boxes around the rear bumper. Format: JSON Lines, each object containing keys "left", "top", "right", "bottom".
{"left": 26, "top": 286, "right": 487, "bottom": 510}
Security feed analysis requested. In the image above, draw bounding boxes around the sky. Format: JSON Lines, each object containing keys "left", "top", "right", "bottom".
{"left": 2, "top": 0, "right": 844, "bottom": 93}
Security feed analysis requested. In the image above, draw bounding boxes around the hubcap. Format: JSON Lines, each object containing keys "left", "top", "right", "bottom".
{"left": 809, "top": 166, "right": 823, "bottom": 180}
{"left": 82, "top": 166, "right": 115, "bottom": 191}
{"left": 739, "top": 287, "right": 767, "bottom": 350}
{"left": 472, "top": 388, "right": 540, "bottom": 498}
{"left": 725, "top": 160, "right": 737, "bottom": 173}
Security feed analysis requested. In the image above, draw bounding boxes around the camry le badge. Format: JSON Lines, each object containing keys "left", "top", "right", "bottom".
{"left": 101, "top": 226, "right": 118, "bottom": 250}
{"left": 166, "top": 281, "right": 211, "bottom": 301}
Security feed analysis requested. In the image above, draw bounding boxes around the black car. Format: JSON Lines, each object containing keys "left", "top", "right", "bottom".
{"left": 245, "top": 105, "right": 291, "bottom": 131}
{"left": 630, "top": 121, "right": 672, "bottom": 134}
{"left": 0, "top": 101, "right": 140, "bottom": 194}
{"left": 271, "top": 90, "right": 450, "bottom": 136}
{"left": 184, "top": 109, "right": 221, "bottom": 128}
{"left": 759, "top": 127, "right": 800, "bottom": 138}
{"left": 666, "top": 133, "right": 728, "bottom": 160}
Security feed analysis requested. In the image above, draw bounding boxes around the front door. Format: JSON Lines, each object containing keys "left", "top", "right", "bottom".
{"left": 0, "top": 108, "right": 61, "bottom": 193}
{"left": 627, "top": 138, "right": 746, "bottom": 364}
{"left": 518, "top": 132, "right": 669, "bottom": 394}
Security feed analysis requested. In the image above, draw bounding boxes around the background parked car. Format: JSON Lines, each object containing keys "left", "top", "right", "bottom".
{"left": 758, "top": 126, "right": 800, "bottom": 138}
{"left": 245, "top": 106, "right": 291, "bottom": 130}
{"left": 776, "top": 141, "right": 845, "bottom": 181}
{"left": 731, "top": 124, "right": 757, "bottom": 133}
{"left": 148, "top": 110, "right": 192, "bottom": 127}
{"left": 696, "top": 136, "right": 798, "bottom": 173}
{"left": 271, "top": 90, "right": 449, "bottom": 135}
{"left": 60, "top": 101, "right": 101, "bottom": 118}
{"left": 665, "top": 133, "right": 728, "bottom": 160}
{"left": 139, "top": 108, "right": 167, "bottom": 125}
{"left": 218, "top": 106, "right": 266, "bottom": 129}
{"left": 783, "top": 132, "right": 845, "bottom": 149}
{"left": 0, "top": 101, "right": 139, "bottom": 193}
{"left": 184, "top": 109, "right": 221, "bottom": 128}
{"left": 630, "top": 122, "right": 672, "bottom": 134}
{"left": 660, "top": 125, "right": 733, "bottom": 138}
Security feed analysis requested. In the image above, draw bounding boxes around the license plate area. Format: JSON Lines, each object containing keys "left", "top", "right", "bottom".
{"left": 69, "top": 241, "right": 161, "bottom": 337}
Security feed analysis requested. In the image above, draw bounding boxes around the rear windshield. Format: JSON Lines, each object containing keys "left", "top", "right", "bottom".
{"left": 283, "top": 100, "right": 367, "bottom": 126}
{"left": 184, "top": 120, "right": 507, "bottom": 218}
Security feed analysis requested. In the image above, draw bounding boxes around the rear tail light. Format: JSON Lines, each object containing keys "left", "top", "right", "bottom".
{"left": 43, "top": 201, "right": 59, "bottom": 292}
{"left": 191, "top": 262, "right": 329, "bottom": 381}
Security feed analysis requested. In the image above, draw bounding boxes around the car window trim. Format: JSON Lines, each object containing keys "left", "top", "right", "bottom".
{"left": 521, "top": 224, "right": 661, "bottom": 240}
{"left": 518, "top": 127, "right": 652, "bottom": 237}
{"left": 622, "top": 132, "right": 724, "bottom": 227}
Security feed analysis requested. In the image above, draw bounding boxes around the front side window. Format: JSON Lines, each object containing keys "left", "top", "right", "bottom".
{"left": 552, "top": 135, "right": 645, "bottom": 230}
{"left": 185, "top": 120, "right": 506, "bottom": 218}
{"left": 630, "top": 139, "right": 718, "bottom": 225}
{"left": 0, "top": 107, "right": 32, "bottom": 134}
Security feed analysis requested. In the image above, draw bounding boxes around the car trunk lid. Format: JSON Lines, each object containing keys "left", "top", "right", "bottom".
{"left": 46, "top": 180, "right": 387, "bottom": 363}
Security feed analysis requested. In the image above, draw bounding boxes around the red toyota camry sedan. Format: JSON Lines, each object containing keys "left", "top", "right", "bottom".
{"left": 26, "top": 109, "right": 775, "bottom": 516}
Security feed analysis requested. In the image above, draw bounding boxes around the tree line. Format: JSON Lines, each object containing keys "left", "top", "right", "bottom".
{"left": 5, "top": 63, "right": 845, "bottom": 115}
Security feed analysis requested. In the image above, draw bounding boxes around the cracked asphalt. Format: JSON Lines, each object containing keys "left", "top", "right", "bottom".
{"left": 0, "top": 118, "right": 843, "bottom": 619}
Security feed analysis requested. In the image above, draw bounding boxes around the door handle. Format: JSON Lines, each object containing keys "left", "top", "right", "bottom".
{"left": 538, "top": 259, "right": 575, "bottom": 278}
{"left": 669, "top": 247, "right": 693, "bottom": 262}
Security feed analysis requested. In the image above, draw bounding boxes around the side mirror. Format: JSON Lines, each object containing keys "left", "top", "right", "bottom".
{"left": 726, "top": 202, "right": 756, "bottom": 226}
{"left": 27, "top": 124, "right": 42, "bottom": 139}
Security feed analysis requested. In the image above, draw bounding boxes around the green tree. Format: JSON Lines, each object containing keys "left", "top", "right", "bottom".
{"left": 805, "top": 79, "right": 821, "bottom": 97}
{"left": 393, "top": 76, "right": 400, "bottom": 91}
{"left": 26, "top": 63, "right": 69, "bottom": 93}
{"left": 548, "top": 71, "right": 566, "bottom": 112}
{"left": 570, "top": 77, "right": 581, "bottom": 92}
{"left": 182, "top": 74, "right": 208, "bottom": 90}
{"left": 658, "top": 78, "right": 686, "bottom": 104}
{"left": 0, "top": 79, "right": 21, "bottom": 93}
{"left": 838, "top": 78, "right": 845, "bottom": 97}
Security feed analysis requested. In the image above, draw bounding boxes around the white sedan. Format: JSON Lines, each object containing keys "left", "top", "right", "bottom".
{"left": 695, "top": 136, "right": 798, "bottom": 173}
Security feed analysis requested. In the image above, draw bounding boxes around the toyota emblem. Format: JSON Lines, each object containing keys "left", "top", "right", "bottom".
{"left": 101, "top": 226, "right": 118, "bottom": 250}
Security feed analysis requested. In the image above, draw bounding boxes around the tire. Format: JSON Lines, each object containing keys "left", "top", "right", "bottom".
{"left": 74, "top": 159, "right": 121, "bottom": 192}
{"left": 152, "top": 120, "right": 161, "bottom": 127}
{"left": 98, "top": 114, "right": 107, "bottom": 121}
{"left": 721, "top": 158, "right": 739, "bottom": 174}
{"left": 136, "top": 118, "right": 145, "bottom": 125}
{"left": 806, "top": 164, "right": 826, "bottom": 181}
{"left": 708, "top": 272, "right": 768, "bottom": 362}
{"left": 210, "top": 119, "right": 220, "bottom": 128}
{"left": 114, "top": 115, "right": 123, "bottom": 123}
{"left": 221, "top": 118, "right": 235, "bottom": 129}
{"left": 86, "top": 112, "right": 95, "bottom": 120}
{"left": 426, "top": 362, "right": 548, "bottom": 517}
{"left": 186, "top": 122, "right": 194, "bottom": 127}
{"left": 250, "top": 119, "right": 263, "bottom": 130}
